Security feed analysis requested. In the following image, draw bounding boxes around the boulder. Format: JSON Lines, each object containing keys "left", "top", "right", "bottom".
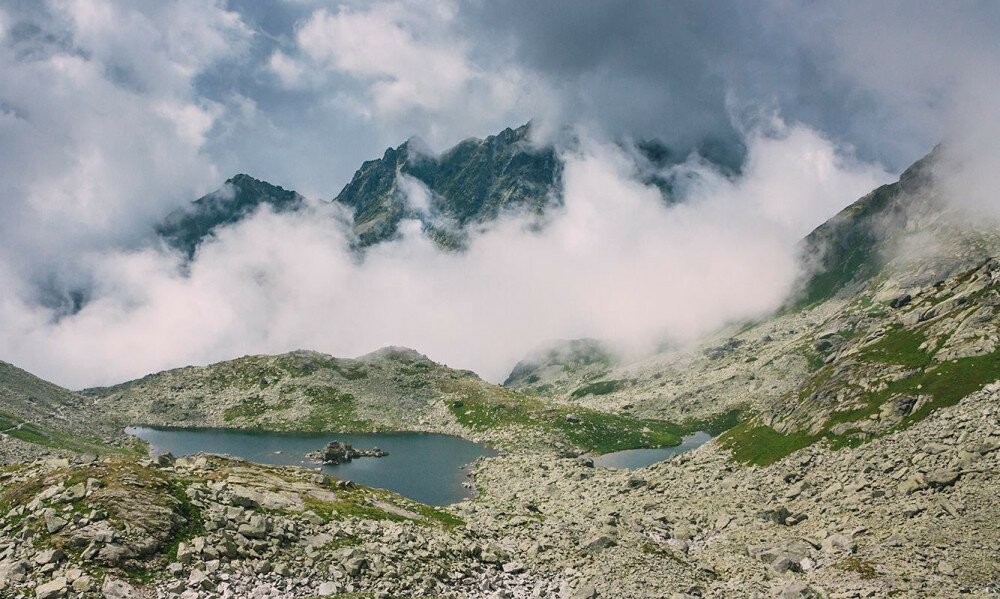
{"left": 821, "top": 533, "right": 855, "bottom": 554}
{"left": 898, "top": 474, "right": 928, "bottom": 495}
{"left": 238, "top": 515, "right": 270, "bottom": 540}
{"left": 35, "top": 577, "right": 67, "bottom": 599}
{"left": 188, "top": 569, "right": 213, "bottom": 590}
{"left": 34, "top": 549, "right": 63, "bottom": 566}
{"left": 748, "top": 540, "right": 813, "bottom": 573}
{"left": 71, "top": 576, "right": 93, "bottom": 593}
{"left": 101, "top": 578, "right": 136, "bottom": 599}
{"left": 565, "top": 582, "right": 598, "bottom": 599}
{"left": 580, "top": 534, "right": 617, "bottom": 554}
{"left": 926, "top": 469, "right": 960, "bottom": 488}
{"left": 44, "top": 512, "right": 68, "bottom": 534}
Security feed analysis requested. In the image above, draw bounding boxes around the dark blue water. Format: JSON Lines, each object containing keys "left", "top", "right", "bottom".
{"left": 127, "top": 427, "right": 496, "bottom": 505}
{"left": 593, "top": 431, "right": 713, "bottom": 469}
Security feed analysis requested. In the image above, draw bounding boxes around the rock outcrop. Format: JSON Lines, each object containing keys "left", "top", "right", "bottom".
{"left": 306, "top": 441, "right": 388, "bottom": 465}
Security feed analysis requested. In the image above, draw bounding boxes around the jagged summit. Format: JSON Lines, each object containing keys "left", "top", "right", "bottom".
{"left": 334, "top": 122, "right": 561, "bottom": 247}
{"left": 151, "top": 123, "right": 736, "bottom": 256}
{"left": 151, "top": 123, "right": 561, "bottom": 254}
{"left": 156, "top": 174, "right": 305, "bottom": 257}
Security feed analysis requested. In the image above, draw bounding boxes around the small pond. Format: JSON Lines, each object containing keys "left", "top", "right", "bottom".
{"left": 126, "top": 427, "right": 497, "bottom": 505}
{"left": 593, "top": 431, "right": 713, "bottom": 470}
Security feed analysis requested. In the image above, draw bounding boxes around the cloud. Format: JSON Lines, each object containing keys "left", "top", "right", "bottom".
{"left": 0, "top": 120, "right": 889, "bottom": 388}
{"left": 0, "top": 0, "right": 251, "bottom": 308}
{"left": 268, "top": 0, "right": 537, "bottom": 148}
{"left": 0, "top": 0, "right": 997, "bottom": 391}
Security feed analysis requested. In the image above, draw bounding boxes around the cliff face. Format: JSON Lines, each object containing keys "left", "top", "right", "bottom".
{"left": 334, "top": 123, "right": 561, "bottom": 247}
{"left": 156, "top": 174, "right": 305, "bottom": 258}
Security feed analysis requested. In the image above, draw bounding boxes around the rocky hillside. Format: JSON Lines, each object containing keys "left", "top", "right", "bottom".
{"left": 0, "top": 452, "right": 542, "bottom": 598}
{"left": 2, "top": 371, "right": 995, "bottom": 598}
{"left": 0, "top": 361, "right": 125, "bottom": 464}
{"left": 504, "top": 149, "right": 1000, "bottom": 464}
{"left": 82, "top": 347, "right": 705, "bottom": 455}
{"left": 464, "top": 377, "right": 999, "bottom": 598}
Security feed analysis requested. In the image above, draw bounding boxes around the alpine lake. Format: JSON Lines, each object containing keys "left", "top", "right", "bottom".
{"left": 127, "top": 427, "right": 713, "bottom": 505}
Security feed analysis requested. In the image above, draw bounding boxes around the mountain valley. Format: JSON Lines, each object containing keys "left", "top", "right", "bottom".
{"left": 1, "top": 142, "right": 998, "bottom": 599}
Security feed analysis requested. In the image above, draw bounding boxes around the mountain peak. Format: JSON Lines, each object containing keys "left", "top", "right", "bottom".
{"left": 334, "top": 121, "right": 560, "bottom": 247}
{"left": 156, "top": 174, "right": 305, "bottom": 257}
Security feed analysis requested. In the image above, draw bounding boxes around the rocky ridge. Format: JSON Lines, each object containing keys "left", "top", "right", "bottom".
{"left": 82, "top": 347, "right": 696, "bottom": 456}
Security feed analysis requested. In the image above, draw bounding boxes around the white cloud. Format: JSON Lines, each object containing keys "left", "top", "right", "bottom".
{"left": 268, "top": 50, "right": 306, "bottom": 88}
{"left": 270, "top": 0, "right": 537, "bottom": 148}
{"left": 0, "top": 121, "right": 890, "bottom": 388}
{"left": 397, "top": 174, "right": 432, "bottom": 214}
{"left": 0, "top": 0, "right": 251, "bottom": 296}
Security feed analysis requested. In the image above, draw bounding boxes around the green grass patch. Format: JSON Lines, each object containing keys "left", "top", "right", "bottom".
{"left": 835, "top": 556, "right": 879, "bottom": 580}
{"left": 411, "top": 504, "right": 465, "bottom": 529}
{"left": 302, "top": 492, "right": 407, "bottom": 523}
{"left": 804, "top": 351, "right": 826, "bottom": 372}
{"left": 299, "top": 387, "right": 372, "bottom": 432}
{"left": 719, "top": 422, "right": 818, "bottom": 466}
{"left": 570, "top": 379, "right": 627, "bottom": 398}
{"left": 559, "top": 411, "right": 683, "bottom": 454}
{"left": 163, "top": 481, "right": 205, "bottom": 562}
{"left": 857, "top": 326, "right": 931, "bottom": 368}
{"left": 725, "top": 348, "right": 1000, "bottom": 465}
{"left": 223, "top": 396, "right": 268, "bottom": 422}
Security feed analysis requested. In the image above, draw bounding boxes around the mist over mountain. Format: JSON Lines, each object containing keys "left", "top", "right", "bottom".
{"left": 2, "top": 3, "right": 1000, "bottom": 598}
{"left": 153, "top": 122, "right": 737, "bottom": 261}
{"left": 157, "top": 175, "right": 307, "bottom": 258}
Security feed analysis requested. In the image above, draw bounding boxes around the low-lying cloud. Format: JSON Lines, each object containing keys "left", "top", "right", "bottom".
{"left": 2, "top": 0, "right": 997, "bottom": 390}
{"left": 0, "top": 121, "right": 889, "bottom": 388}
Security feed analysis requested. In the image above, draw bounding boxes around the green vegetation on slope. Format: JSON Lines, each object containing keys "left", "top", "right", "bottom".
{"left": 570, "top": 379, "right": 627, "bottom": 398}
{"left": 444, "top": 380, "right": 738, "bottom": 454}
{"left": 719, "top": 422, "right": 817, "bottom": 466}
{"left": 856, "top": 326, "right": 931, "bottom": 368}
{"left": 0, "top": 411, "right": 119, "bottom": 455}
{"left": 722, "top": 348, "right": 1000, "bottom": 465}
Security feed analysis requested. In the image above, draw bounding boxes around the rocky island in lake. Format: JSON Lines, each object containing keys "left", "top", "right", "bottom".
{"left": 306, "top": 440, "right": 388, "bottom": 465}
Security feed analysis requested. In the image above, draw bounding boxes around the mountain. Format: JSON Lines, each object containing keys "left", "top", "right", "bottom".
{"left": 82, "top": 346, "right": 702, "bottom": 454}
{"left": 0, "top": 360, "right": 122, "bottom": 463}
{"left": 152, "top": 123, "right": 722, "bottom": 256}
{"left": 334, "top": 122, "right": 561, "bottom": 247}
{"left": 504, "top": 148, "right": 1000, "bottom": 463}
{"left": 156, "top": 174, "right": 305, "bottom": 257}
{"left": 503, "top": 338, "right": 618, "bottom": 390}
{"left": 4, "top": 146, "right": 1000, "bottom": 599}
{"left": 153, "top": 124, "right": 560, "bottom": 255}
{"left": 793, "top": 146, "right": 997, "bottom": 307}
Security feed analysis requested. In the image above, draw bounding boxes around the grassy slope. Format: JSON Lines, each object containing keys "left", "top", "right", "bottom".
{"left": 443, "top": 378, "right": 739, "bottom": 454}
{"left": 0, "top": 411, "right": 118, "bottom": 455}
{"left": 722, "top": 316, "right": 1000, "bottom": 465}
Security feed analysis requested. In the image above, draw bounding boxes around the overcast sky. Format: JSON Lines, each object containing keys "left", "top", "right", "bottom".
{"left": 1, "top": 0, "right": 998, "bottom": 387}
